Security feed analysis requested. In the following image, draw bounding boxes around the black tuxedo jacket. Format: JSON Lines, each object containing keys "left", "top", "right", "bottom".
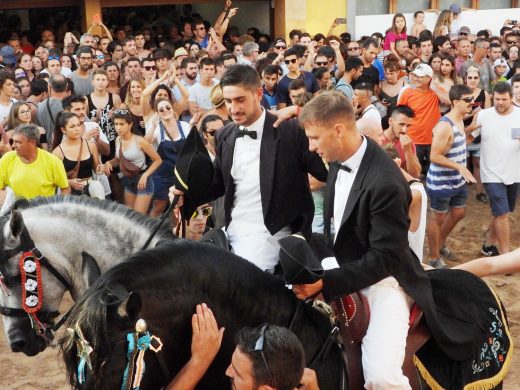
{"left": 322, "top": 138, "right": 483, "bottom": 362}
{"left": 206, "top": 112, "right": 328, "bottom": 239}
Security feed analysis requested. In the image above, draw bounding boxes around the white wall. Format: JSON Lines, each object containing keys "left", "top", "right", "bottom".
{"left": 191, "top": 1, "right": 271, "bottom": 36}
{"left": 355, "top": 8, "right": 520, "bottom": 39}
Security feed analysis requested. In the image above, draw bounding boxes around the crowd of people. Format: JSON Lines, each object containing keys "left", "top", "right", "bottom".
{"left": 0, "top": 1, "right": 520, "bottom": 388}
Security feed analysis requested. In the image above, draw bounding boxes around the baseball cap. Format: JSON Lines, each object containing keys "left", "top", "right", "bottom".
{"left": 174, "top": 47, "right": 189, "bottom": 59}
{"left": 0, "top": 46, "right": 16, "bottom": 66}
{"left": 493, "top": 58, "right": 508, "bottom": 68}
{"left": 449, "top": 4, "right": 462, "bottom": 14}
{"left": 459, "top": 26, "right": 471, "bottom": 35}
{"left": 411, "top": 63, "right": 433, "bottom": 78}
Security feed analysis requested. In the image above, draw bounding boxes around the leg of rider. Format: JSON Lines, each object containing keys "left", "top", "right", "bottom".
{"left": 361, "top": 282, "right": 413, "bottom": 390}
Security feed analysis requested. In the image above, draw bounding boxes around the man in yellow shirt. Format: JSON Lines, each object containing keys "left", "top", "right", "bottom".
{"left": 0, "top": 124, "right": 70, "bottom": 199}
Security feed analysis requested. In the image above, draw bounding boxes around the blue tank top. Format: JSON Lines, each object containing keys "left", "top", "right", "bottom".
{"left": 426, "top": 116, "right": 467, "bottom": 197}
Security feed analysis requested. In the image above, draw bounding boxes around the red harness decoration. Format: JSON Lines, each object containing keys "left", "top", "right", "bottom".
{"left": 19, "top": 251, "right": 43, "bottom": 314}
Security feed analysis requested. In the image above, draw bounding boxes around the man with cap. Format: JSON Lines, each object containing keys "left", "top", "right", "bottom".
{"left": 292, "top": 91, "right": 488, "bottom": 389}
{"left": 0, "top": 46, "right": 17, "bottom": 70}
{"left": 397, "top": 63, "right": 440, "bottom": 177}
{"left": 449, "top": 3, "right": 472, "bottom": 35}
{"left": 171, "top": 64, "right": 327, "bottom": 271}
{"left": 174, "top": 47, "right": 189, "bottom": 69}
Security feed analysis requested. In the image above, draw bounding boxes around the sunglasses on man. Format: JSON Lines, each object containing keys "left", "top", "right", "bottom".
{"left": 284, "top": 58, "right": 298, "bottom": 65}
{"left": 191, "top": 206, "right": 212, "bottom": 219}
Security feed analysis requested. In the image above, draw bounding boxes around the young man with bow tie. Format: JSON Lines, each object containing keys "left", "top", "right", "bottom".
{"left": 171, "top": 64, "right": 327, "bottom": 271}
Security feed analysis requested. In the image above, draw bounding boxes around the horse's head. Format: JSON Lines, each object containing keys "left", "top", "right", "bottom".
{"left": 0, "top": 210, "right": 101, "bottom": 356}
{"left": 61, "top": 282, "right": 144, "bottom": 389}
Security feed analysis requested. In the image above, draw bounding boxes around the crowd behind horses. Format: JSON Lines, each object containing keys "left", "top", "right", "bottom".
{"left": 0, "top": 1, "right": 520, "bottom": 389}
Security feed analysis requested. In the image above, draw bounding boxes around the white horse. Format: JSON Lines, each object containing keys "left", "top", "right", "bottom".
{"left": 0, "top": 196, "right": 173, "bottom": 356}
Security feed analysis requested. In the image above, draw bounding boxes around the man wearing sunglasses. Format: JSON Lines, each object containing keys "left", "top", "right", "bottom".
{"left": 166, "top": 304, "right": 318, "bottom": 390}
{"left": 426, "top": 85, "right": 477, "bottom": 269}
{"left": 278, "top": 48, "right": 319, "bottom": 109}
{"left": 141, "top": 57, "right": 158, "bottom": 86}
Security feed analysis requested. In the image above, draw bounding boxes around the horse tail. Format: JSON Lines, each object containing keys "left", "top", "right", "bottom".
{"left": 59, "top": 280, "right": 130, "bottom": 388}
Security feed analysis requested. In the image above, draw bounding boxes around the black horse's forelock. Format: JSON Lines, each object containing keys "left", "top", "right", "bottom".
{"left": 18, "top": 195, "right": 172, "bottom": 237}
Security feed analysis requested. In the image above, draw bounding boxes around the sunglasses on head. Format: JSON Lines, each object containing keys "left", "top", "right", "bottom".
{"left": 144, "top": 65, "right": 157, "bottom": 71}
{"left": 191, "top": 206, "right": 212, "bottom": 219}
{"left": 316, "top": 61, "right": 328, "bottom": 66}
{"left": 158, "top": 105, "right": 172, "bottom": 113}
{"left": 253, "top": 324, "right": 275, "bottom": 388}
{"left": 284, "top": 58, "right": 298, "bottom": 64}
{"left": 48, "top": 55, "right": 60, "bottom": 61}
{"left": 114, "top": 109, "right": 130, "bottom": 115}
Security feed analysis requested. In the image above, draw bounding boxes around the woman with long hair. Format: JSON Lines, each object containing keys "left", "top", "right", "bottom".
{"left": 31, "top": 56, "right": 43, "bottom": 76}
{"left": 16, "top": 53, "right": 35, "bottom": 82}
{"left": 379, "top": 57, "right": 407, "bottom": 128}
{"left": 61, "top": 54, "right": 77, "bottom": 72}
{"left": 431, "top": 55, "right": 459, "bottom": 114}
{"left": 147, "top": 98, "right": 190, "bottom": 217}
{"left": 433, "top": 10, "right": 452, "bottom": 38}
{"left": 16, "top": 77, "right": 31, "bottom": 101}
{"left": 103, "top": 61, "right": 121, "bottom": 95}
{"left": 105, "top": 109, "right": 162, "bottom": 214}
{"left": 383, "top": 13, "right": 407, "bottom": 59}
{"left": 428, "top": 52, "right": 443, "bottom": 76}
{"left": 463, "top": 66, "right": 491, "bottom": 204}
{"left": 123, "top": 78, "right": 146, "bottom": 136}
{"left": 51, "top": 112, "right": 105, "bottom": 198}
{"left": 506, "top": 45, "right": 519, "bottom": 79}
{"left": 6, "top": 101, "right": 47, "bottom": 150}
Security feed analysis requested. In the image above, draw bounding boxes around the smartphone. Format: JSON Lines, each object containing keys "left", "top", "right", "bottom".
{"left": 335, "top": 18, "right": 347, "bottom": 25}
{"left": 511, "top": 128, "right": 520, "bottom": 139}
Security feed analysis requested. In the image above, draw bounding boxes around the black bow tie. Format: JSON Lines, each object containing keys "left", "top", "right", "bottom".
{"left": 236, "top": 127, "right": 257, "bottom": 140}
{"left": 331, "top": 161, "right": 352, "bottom": 173}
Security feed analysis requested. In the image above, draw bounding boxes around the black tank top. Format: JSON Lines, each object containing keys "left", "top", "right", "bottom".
{"left": 87, "top": 92, "right": 116, "bottom": 160}
{"left": 59, "top": 140, "right": 94, "bottom": 179}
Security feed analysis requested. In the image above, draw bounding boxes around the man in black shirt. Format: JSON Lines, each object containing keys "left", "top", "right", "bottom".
{"left": 351, "top": 38, "right": 380, "bottom": 89}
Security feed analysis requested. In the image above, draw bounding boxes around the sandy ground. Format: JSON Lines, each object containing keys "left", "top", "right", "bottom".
{"left": 0, "top": 186, "right": 518, "bottom": 389}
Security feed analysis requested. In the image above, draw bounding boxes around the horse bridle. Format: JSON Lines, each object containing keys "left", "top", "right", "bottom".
{"left": 0, "top": 226, "right": 73, "bottom": 341}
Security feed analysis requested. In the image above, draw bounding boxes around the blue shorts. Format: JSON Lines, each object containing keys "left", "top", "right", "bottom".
{"left": 122, "top": 173, "right": 154, "bottom": 195}
{"left": 429, "top": 185, "right": 468, "bottom": 213}
{"left": 484, "top": 182, "right": 519, "bottom": 217}
{"left": 466, "top": 142, "right": 481, "bottom": 158}
{"left": 152, "top": 174, "right": 175, "bottom": 201}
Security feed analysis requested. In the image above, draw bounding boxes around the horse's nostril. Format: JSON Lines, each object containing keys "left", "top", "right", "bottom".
{"left": 10, "top": 339, "right": 25, "bottom": 352}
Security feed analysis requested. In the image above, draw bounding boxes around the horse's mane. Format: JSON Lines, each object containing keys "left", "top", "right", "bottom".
{"left": 60, "top": 240, "right": 305, "bottom": 388}
{"left": 17, "top": 195, "right": 172, "bottom": 237}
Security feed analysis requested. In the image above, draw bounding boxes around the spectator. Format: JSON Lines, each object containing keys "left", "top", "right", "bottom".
{"left": 383, "top": 13, "right": 407, "bottom": 59}
{"left": 431, "top": 55, "right": 460, "bottom": 114}
{"left": 455, "top": 37, "right": 471, "bottom": 74}
{"left": 418, "top": 36, "right": 433, "bottom": 64}
{"left": 287, "top": 79, "right": 307, "bottom": 106}
{"left": 105, "top": 109, "right": 161, "bottom": 214}
{"left": 460, "top": 38, "right": 495, "bottom": 93}
{"left": 240, "top": 42, "right": 260, "bottom": 66}
{"left": 69, "top": 46, "right": 95, "bottom": 97}
{"left": 37, "top": 74, "right": 69, "bottom": 145}
{"left": 411, "top": 10, "right": 427, "bottom": 38}
{"left": 381, "top": 105, "right": 421, "bottom": 178}
{"left": 51, "top": 112, "right": 105, "bottom": 199}
{"left": 260, "top": 64, "right": 280, "bottom": 110}
{"left": 397, "top": 63, "right": 440, "bottom": 176}
{"left": 470, "top": 82, "right": 520, "bottom": 256}
{"left": 0, "top": 124, "right": 70, "bottom": 198}
{"left": 6, "top": 101, "right": 47, "bottom": 150}
{"left": 278, "top": 48, "right": 319, "bottom": 108}
{"left": 352, "top": 38, "right": 382, "bottom": 88}
{"left": 335, "top": 56, "right": 363, "bottom": 101}
{"left": 426, "top": 84, "right": 476, "bottom": 268}
{"left": 188, "top": 57, "right": 217, "bottom": 116}
{"left": 379, "top": 56, "right": 407, "bottom": 127}
{"left": 433, "top": 10, "right": 452, "bottom": 38}
{"left": 0, "top": 73, "right": 16, "bottom": 125}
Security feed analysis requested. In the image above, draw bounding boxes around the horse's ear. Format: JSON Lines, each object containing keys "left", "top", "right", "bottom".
{"left": 118, "top": 292, "right": 142, "bottom": 324}
{"left": 9, "top": 210, "right": 24, "bottom": 238}
{"left": 81, "top": 251, "right": 101, "bottom": 288}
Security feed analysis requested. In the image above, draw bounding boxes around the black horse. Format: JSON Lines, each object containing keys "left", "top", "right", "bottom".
{"left": 60, "top": 240, "right": 344, "bottom": 390}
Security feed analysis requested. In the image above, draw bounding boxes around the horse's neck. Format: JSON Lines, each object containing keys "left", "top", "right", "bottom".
{"left": 23, "top": 205, "right": 154, "bottom": 296}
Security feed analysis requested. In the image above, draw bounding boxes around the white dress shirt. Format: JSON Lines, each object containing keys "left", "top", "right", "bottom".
{"left": 333, "top": 136, "right": 368, "bottom": 239}
{"left": 227, "top": 109, "right": 290, "bottom": 271}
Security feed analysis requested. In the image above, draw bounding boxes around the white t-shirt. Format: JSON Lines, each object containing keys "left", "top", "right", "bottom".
{"left": 360, "top": 104, "right": 382, "bottom": 122}
{"left": 188, "top": 81, "right": 218, "bottom": 110}
{"left": 84, "top": 121, "right": 109, "bottom": 145}
{"left": 0, "top": 99, "right": 15, "bottom": 123}
{"left": 475, "top": 106, "right": 520, "bottom": 184}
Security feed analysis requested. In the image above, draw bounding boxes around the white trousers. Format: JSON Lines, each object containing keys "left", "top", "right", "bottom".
{"left": 361, "top": 279, "right": 413, "bottom": 390}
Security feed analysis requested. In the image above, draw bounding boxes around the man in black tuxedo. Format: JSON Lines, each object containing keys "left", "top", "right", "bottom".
{"left": 172, "top": 64, "right": 327, "bottom": 271}
{"left": 293, "top": 92, "right": 484, "bottom": 389}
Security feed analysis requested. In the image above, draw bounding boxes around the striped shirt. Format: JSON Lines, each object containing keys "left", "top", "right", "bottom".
{"left": 426, "top": 116, "right": 467, "bottom": 197}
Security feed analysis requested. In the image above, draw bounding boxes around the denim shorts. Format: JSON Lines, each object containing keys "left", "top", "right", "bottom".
{"left": 152, "top": 174, "right": 175, "bottom": 201}
{"left": 121, "top": 173, "right": 154, "bottom": 195}
{"left": 466, "top": 142, "right": 481, "bottom": 158}
{"left": 484, "top": 182, "right": 519, "bottom": 217}
{"left": 429, "top": 184, "right": 468, "bottom": 213}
